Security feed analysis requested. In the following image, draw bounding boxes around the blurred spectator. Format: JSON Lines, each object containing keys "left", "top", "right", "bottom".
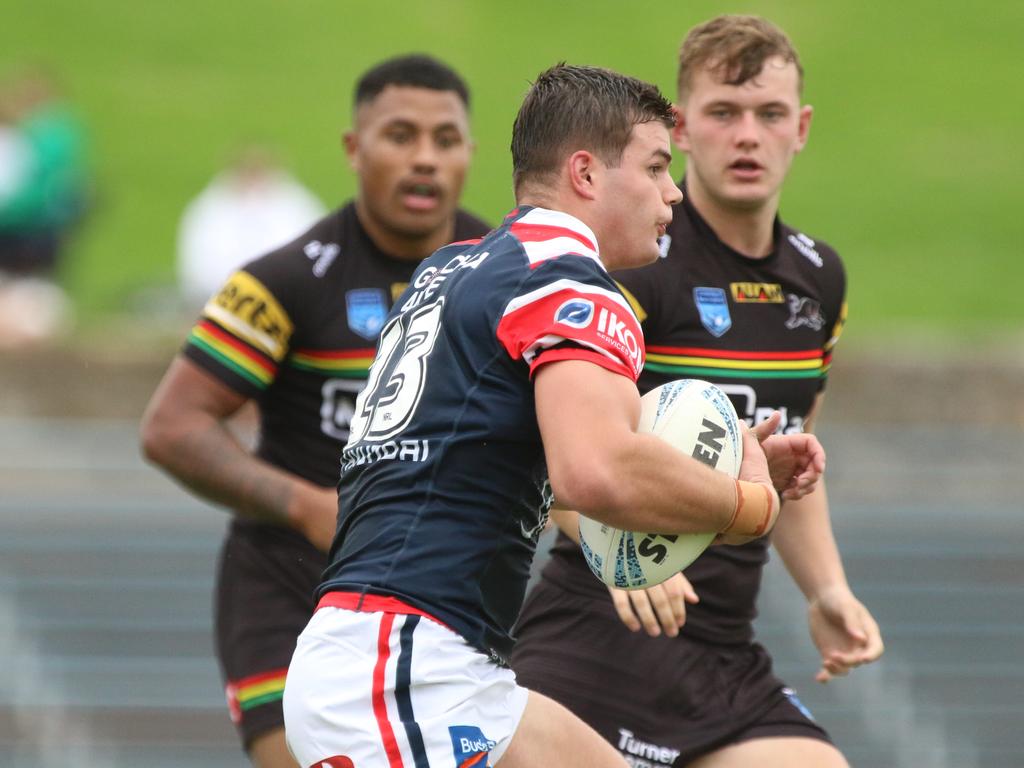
{"left": 0, "top": 68, "right": 88, "bottom": 348}
{"left": 177, "top": 145, "right": 326, "bottom": 308}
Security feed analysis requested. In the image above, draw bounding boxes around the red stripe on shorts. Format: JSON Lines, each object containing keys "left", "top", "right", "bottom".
{"left": 373, "top": 613, "right": 404, "bottom": 768}
{"left": 316, "top": 591, "right": 451, "bottom": 631}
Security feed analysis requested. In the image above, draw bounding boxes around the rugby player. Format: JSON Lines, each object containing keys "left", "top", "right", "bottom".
{"left": 282, "top": 63, "right": 826, "bottom": 768}
{"left": 140, "top": 54, "right": 489, "bottom": 768}
{"left": 512, "top": 16, "right": 884, "bottom": 768}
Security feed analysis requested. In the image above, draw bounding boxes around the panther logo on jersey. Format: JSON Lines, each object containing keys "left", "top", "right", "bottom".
{"left": 785, "top": 294, "right": 825, "bottom": 331}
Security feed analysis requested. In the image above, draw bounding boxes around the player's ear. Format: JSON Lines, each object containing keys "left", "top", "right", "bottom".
{"left": 671, "top": 104, "right": 691, "bottom": 153}
{"left": 343, "top": 130, "right": 359, "bottom": 170}
{"left": 567, "top": 150, "right": 598, "bottom": 200}
{"left": 794, "top": 104, "right": 813, "bottom": 153}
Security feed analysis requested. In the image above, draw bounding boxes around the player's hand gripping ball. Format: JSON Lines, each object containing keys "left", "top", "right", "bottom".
{"left": 578, "top": 379, "right": 743, "bottom": 589}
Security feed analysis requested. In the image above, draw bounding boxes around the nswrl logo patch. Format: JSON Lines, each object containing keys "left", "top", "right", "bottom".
{"left": 694, "top": 287, "right": 732, "bottom": 337}
{"left": 345, "top": 288, "right": 389, "bottom": 340}
{"left": 449, "top": 724, "right": 496, "bottom": 767}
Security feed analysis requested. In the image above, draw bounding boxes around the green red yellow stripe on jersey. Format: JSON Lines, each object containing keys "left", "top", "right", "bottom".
{"left": 289, "top": 348, "right": 375, "bottom": 378}
{"left": 225, "top": 668, "right": 288, "bottom": 721}
{"left": 187, "top": 320, "right": 277, "bottom": 388}
{"left": 645, "top": 345, "right": 831, "bottom": 380}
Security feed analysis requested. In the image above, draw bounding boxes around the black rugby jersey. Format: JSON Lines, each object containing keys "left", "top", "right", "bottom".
{"left": 182, "top": 202, "right": 490, "bottom": 494}
{"left": 318, "top": 206, "right": 644, "bottom": 662}
{"left": 542, "top": 185, "right": 846, "bottom": 644}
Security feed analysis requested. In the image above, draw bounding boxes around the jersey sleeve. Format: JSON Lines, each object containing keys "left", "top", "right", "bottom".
{"left": 181, "top": 266, "right": 295, "bottom": 398}
{"left": 817, "top": 246, "right": 848, "bottom": 392}
{"left": 496, "top": 257, "right": 644, "bottom": 382}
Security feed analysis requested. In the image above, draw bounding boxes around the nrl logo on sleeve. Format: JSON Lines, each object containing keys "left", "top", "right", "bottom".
{"left": 693, "top": 287, "right": 732, "bottom": 337}
{"left": 449, "top": 725, "right": 496, "bottom": 766}
{"left": 554, "top": 298, "right": 595, "bottom": 329}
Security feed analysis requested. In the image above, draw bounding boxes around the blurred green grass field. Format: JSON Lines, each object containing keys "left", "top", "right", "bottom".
{"left": 3, "top": 0, "right": 1022, "bottom": 343}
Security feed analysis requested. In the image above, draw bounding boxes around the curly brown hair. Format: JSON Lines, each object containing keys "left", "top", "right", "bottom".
{"left": 677, "top": 15, "right": 803, "bottom": 101}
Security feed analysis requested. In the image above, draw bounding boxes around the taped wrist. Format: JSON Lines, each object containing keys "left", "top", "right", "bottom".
{"left": 724, "top": 479, "right": 777, "bottom": 538}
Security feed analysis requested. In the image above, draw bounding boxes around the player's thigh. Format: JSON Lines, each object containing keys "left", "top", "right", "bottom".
{"left": 248, "top": 727, "right": 299, "bottom": 768}
{"left": 687, "top": 736, "right": 850, "bottom": 768}
{"left": 497, "top": 690, "right": 628, "bottom": 768}
{"left": 216, "top": 527, "right": 325, "bottom": 749}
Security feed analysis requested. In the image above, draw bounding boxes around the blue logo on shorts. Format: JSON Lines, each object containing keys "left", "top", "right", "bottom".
{"left": 449, "top": 725, "right": 496, "bottom": 766}
{"left": 346, "top": 288, "right": 389, "bottom": 340}
{"left": 782, "top": 686, "right": 816, "bottom": 721}
{"left": 694, "top": 287, "right": 732, "bottom": 337}
{"left": 554, "top": 298, "right": 595, "bottom": 329}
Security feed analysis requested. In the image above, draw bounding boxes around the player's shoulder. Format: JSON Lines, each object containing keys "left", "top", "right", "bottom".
{"left": 453, "top": 208, "right": 492, "bottom": 240}
{"left": 778, "top": 220, "right": 843, "bottom": 273}
{"left": 237, "top": 206, "right": 350, "bottom": 287}
{"left": 501, "top": 206, "right": 601, "bottom": 269}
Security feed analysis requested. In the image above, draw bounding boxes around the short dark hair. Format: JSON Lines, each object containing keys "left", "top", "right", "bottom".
{"left": 354, "top": 54, "right": 470, "bottom": 109}
{"left": 511, "top": 63, "right": 675, "bottom": 195}
{"left": 678, "top": 15, "right": 803, "bottom": 100}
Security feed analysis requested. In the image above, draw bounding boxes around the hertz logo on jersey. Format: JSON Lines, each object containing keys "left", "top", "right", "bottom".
{"left": 730, "top": 282, "right": 784, "bottom": 303}
{"left": 204, "top": 271, "right": 295, "bottom": 360}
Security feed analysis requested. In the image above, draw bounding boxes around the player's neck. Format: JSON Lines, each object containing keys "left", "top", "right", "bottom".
{"left": 685, "top": 180, "right": 778, "bottom": 259}
{"left": 354, "top": 201, "right": 455, "bottom": 262}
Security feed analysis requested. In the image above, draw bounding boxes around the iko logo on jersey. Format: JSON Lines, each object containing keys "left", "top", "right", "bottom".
{"left": 784, "top": 294, "right": 825, "bottom": 331}
{"left": 554, "top": 298, "right": 595, "bottom": 329}
{"left": 449, "top": 725, "right": 496, "bottom": 767}
{"left": 693, "top": 287, "right": 732, "bottom": 337}
{"left": 596, "top": 306, "right": 643, "bottom": 376}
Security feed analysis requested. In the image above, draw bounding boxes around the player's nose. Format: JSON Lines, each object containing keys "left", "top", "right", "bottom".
{"left": 734, "top": 110, "right": 760, "bottom": 148}
{"left": 663, "top": 176, "right": 683, "bottom": 206}
{"left": 411, "top": 135, "right": 439, "bottom": 170}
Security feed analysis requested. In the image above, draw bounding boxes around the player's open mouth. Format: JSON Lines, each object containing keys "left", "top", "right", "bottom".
{"left": 401, "top": 181, "right": 441, "bottom": 212}
{"left": 728, "top": 159, "right": 763, "bottom": 179}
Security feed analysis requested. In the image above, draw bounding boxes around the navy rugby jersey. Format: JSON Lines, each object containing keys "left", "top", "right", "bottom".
{"left": 541, "top": 186, "right": 847, "bottom": 644}
{"left": 318, "top": 206, "right": 644, "bottom": 662}
{"left": 182, "top": 202, "right": 490, "bottom": 495}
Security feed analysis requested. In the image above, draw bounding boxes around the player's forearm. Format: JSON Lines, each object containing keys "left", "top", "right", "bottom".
{"left": 772, "top": 480, "right": 850, "bottom": 600}
{"left": 565, "top": 433, "right": 740, "bottom": 535}
{"left": 143, "top": 412, "right": 305, "bottom": 527}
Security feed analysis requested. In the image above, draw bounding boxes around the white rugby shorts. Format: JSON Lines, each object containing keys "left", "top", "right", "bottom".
{"left": 284, "top": 599, "right": 529, "bottom": 768}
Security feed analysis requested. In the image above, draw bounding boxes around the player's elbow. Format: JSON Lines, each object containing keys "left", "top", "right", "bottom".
{"left": 139, "top": 399, "right": 181, "bottom": 468}
{"left": 547, "top": 459, "right": 631, "bottom": 523}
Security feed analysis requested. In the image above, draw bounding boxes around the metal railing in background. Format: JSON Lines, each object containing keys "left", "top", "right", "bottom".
{"left": 1, "top": 418, "right": 1021, "bottom": 768}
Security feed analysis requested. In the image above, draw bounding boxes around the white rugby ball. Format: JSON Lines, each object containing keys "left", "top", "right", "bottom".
{"left": 578, "top": 379, "right": 743, "bottom": 590}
